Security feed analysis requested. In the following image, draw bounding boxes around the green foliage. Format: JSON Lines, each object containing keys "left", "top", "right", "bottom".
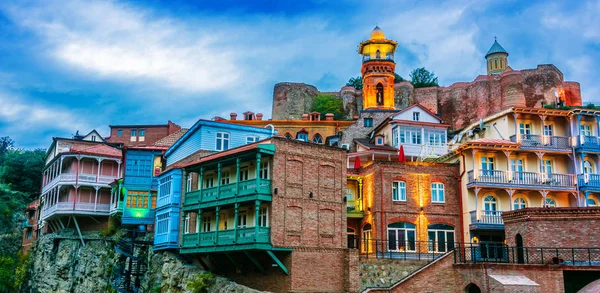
{"left": 0, "top": 137, "right": 14, "bottom": 165}
{"left": 345, "top": 76, "right": 363, "bottom": 90}
{"left": 13, "top": 252, "right": 29, "bottom": 290}
{"left": 0, "top": 185, "right": 28, "bottom": 234}
{"left": 187, "top": 272, "right": 216, "bottom": 293}
{"left": 409, "top": 67, "right": 439, "bottom": 88}
{"left": 585, "top": 103, "right": 600, "bottom": 110}
{"left": 310, "top": 93, "right": 346, "bottom": 121}
{"left": 0, "top": 148, "right": 45, "bottom": 198}
{"left": 0, "top": 255, "right": 16, "bottom": 292}
{"left": 394, "top": 73, "right": 405, "bottom": 83}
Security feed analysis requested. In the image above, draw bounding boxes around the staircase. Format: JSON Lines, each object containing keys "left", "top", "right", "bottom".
{"left": 110, "top": 230, "right": 152, "bottom": 293}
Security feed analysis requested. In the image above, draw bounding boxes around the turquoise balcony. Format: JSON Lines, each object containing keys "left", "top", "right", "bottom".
{"left": 180, "top": 226, "right": 271, "bottom": 253}
{"left": 183, "top": 179, "right": 272, "bottom": 210}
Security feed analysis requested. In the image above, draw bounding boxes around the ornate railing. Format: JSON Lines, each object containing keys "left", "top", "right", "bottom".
{"left": 467, "top": 170, "right": 575, "bottom": 188}
{"left": 510, "top": 134, "right": 571, "bottom": 149}
{"left": 470, "top": 210, "right": 504, "bottom": 225}
{"left": 181, "top": 226, "right": 271, "bottom": 248}
{"left": 41, "top": 202, "right": 110, "bottom": 219}
{"left": 184, "top": 178, "right": 272, "bottom": 206}
{"left": 578, "top": 173, "right": 600, "bottom": 188}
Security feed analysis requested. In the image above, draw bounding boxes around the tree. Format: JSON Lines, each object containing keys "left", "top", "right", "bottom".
{"left": 345, "top": 76, "right": 363, "bottom": 90}
{"left": 0, "top": 149, "right": 45, "bottom": 199}
{"left": 0, "top": 137, "right": 14, "bottom": 165}
{"left": 409, "top": 67, "right": 439, "bottom": 88}
{"left": 394, "top": 73, "right": 405, "bottom": 83}
{"left": 311, "top": 93, "right": 346, "bottom": 120}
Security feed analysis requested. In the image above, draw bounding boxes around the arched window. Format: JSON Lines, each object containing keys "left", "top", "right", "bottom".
{"left": 427, "top": 224, "right": 455, "bottom": 252}
{"left": 362, "top": 224, "right": 372, "bottom": 253}
{"left": 312, "top": 134, "right": 323, "bottom": 144}
{"left": 388, "top": 222, "right": 416, "bottom": 252}
{"left": 545, "top": 197, "right": 556, "bottom": 208}
{"left": 584, "top": 160, "right": 594, "bottom": 174}
{"left": 284, "top": 133, "right": 292, "bottom": 139}
{"left": 495, "top": 59, "right": 498, "bottom": 69}
{"left": 376, "top": 50, "right": 381, "bottom": 59}
{"left": 465, "top": 283, "right": 481, "bottom": 293}
{"left": 376, "top": 83, "right": 384, "bottom": 106}
{"left": 513, "top": 197, "right": 527, "bottom": 210}
{"left": 483, "top": 195, "right": 497, "bottom": 213}
{"left": 500, "top": 59, "right": 503, "bottom": 68}
{"left": 587, "top": 196, "right": 598, "bottom": 207}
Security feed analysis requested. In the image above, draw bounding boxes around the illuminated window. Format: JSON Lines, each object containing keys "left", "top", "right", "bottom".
{"left": 376, "top": 50, "right": 381, "bottom": 59}
{"left": 431, "top": 183, "right": 445, "bottom": 203}
{"left": 392, "top": 181, "right": 406, "bottom": 201}
{"left": 427, "top": 224, "right": 455, "bottom": 252}
{"left": 513, "top": 197, "right": 527, "bottom": 210}
{"left": 388, "top": 222, "right": 416, "bottom": 252}
{"left": 216, "top": 132, "right": 230, "bottom": 151}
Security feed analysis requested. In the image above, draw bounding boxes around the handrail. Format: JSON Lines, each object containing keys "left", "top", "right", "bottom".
{"left": 468, "top": 169, "right": 575, "bottom": 187}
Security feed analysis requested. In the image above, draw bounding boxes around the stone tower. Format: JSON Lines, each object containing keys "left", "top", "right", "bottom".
{"left": 358, "top": 26, "right": 398, "bottom": 110}
{"left": 486, "top": 38, "right": 509, "bottom": 75}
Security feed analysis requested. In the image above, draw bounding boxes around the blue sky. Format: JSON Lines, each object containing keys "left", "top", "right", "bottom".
{"left": 0, "top": 0, "right": 598, "bottom": 149}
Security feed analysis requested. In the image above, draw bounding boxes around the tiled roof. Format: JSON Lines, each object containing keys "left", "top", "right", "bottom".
{"left": 154, "top": 129, "right": 188, "bottom": 147}
{"left": 166, "top": 149, "right": 217, "bottom": 170}
{"left": 354, "top": 138, "right": 398, "bottom": 151}
{"left": 486, "top": 40, "right": 508, "bottom": 57}
{"left": 468, "top": 138, "right": 516, "bottom": 145}
{"left": 70, "top": 144, "right": 122, "bottom": 158}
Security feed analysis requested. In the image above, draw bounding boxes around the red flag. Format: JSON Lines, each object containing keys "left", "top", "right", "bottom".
{"left": 398, "top": 145, "right": 406, "bottom": 163}
{"left": 354, "top": 156, "right": 361, "bottom": 169}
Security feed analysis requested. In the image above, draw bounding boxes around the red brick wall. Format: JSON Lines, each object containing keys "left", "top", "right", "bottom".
{"left": 503, "top": 207, "right": 600, "bottom": 248}
{"left": 106, "top": 122, "right": 181, "bottom": 147}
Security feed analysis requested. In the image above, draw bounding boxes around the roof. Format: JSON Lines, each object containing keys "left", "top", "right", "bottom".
{"left": 69, "top": 144, "right": 122, "bottom": 158}
{"left": 456, "top": 138, "right": 519, "bottom": 152}
{"left": 371, "top": 104, "right": 446, "bottom": 135}
{"left": 370, "top": 26, "right": 385, "bottom": 40}
{"left": 354, "top": 138, "right": 398, "bottom": 151}
{"left": 486, "top": 39, "right": 508, "bottom": 57}
{"left": 108, "top": 124, "right": 170, "bottom": 128}
{"left": 154, "top": 129, "right": 188, "bottom": 147}
{"left": 166, "top": 149, "right": 216, "bottom": 170}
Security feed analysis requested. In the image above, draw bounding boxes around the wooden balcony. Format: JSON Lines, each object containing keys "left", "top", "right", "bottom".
{"left": 183, "top": 178, "right": 272, "bottom": 210}
{"left": 346, "top": 199, "right": 364, "bottom": 218}
{"left": 575, "top": 135, "right": 600, "bottom": 152}
{"left": 180, "top": 226, "right": 271, "bottom": 254}
{"left": 578, "top": 174, "right": 600, "bottom": 191}
{"left": 41, "top": 202, "right": 110, "bottom": 220}
{"left": 467, "top": 170, "right": 576, "bottom": 191}
{"left": 42, "top": 173, "right": 117, "bottom": 194}
{"left": 510, "top": 134, "right": 571, "bottom": 151}
{"left": 469, "top": 210, "right": 505, "bottom": 231}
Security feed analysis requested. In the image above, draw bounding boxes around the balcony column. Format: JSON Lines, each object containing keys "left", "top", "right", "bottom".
{"left": 235, "top": 158, "right": 241, "bottom": 196}
{"left": 474, "top": 187, "right": 481, "bottom": 221}
{"left": 182, "top": 169, "right": 187, "bottom": 194}
{"left": 256, "top": 153, "right": 262, "bottom": 188}
{"left": 116, "top": 160, "right": 122, "bottom": 178}
{"left": 535, "top": 152, "right": 544, "bottom": 179}
{"left": 579, "top": 153, "right": 586, "bottom": 176}
{"left": 196, "top": 210, "right": 202, "bottom": 246}
{"left": 503, "top": 150, "right": 512, "bottom": 180}
{"left": 198, "top": 168, "right": 204, "bottom": 202}
{"left": 576, "top": 115, "right": 582, "bottom": 137}
{"left": 96, "top": 158, "right": 102, "bottom": 183}
{"left": 94, "top": 186, "right": 99, "bottom": 211}
{"left": 584, "top": 191, "right": 590, "bottom": 207}
{"left": 513, "top": 113, "right": 519, "bottom": 142}
{"left": 214, "top": 207, "right": 220, "bottom": 245}
{"left": 217, "top": 163, "right": 222, "bottom": 199}
{"left": 234, "top": 203, "right": 239, "bottom": 243}
{"left": 540, "top": 190, "right": 549, "bottom": 206}
{"left": 506, "top": 189, "right": 515, "bottom": 210}
{"left": 471, "top": 150, "right": 478, "bottom": 178}
{"left": 358, "top": 178, "right": 364, "bottom": 211}
{"left": 58, "top": 157, "right": 64, "bottom": 179}
{"left": 540, "top": 115, "right": 547, "bottom": 144}
{"left": 254, "top": 200, "right": 261, "bottom": 240}
{"left": 596, "top": 116, "right": 600, "bottom": 137}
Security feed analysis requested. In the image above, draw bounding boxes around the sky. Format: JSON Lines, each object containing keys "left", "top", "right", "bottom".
{"left": 0, "top": 0, "right": 598, "bottom": 149}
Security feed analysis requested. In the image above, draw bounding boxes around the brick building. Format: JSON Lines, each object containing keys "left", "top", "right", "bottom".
{"left": 22, "top": 199, "right": 40, "bottom": 254}
{"left": 105, "top": 121, "right": 181, "bottom": 147}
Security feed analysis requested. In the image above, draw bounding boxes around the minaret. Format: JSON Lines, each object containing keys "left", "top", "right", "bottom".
{"left": 358, "top": 26, "right": 398, "bottom": 110}
{"left": 485, "top": 38, "right": 509, "bottom": 75}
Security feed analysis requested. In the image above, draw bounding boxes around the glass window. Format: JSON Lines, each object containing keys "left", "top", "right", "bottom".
{"left": 91, "top": 135, "right": 96, "bottom": 142}
{"left": 186, "top": 174, "right": 192, "bottom": 192}
{"left": 427, "top": 224, "right": 455, "bottom": 252}
{"left": 413, "top": 112, "right": 420, "bottom": 121}
{"left": 216, "top": 132, "right": 230, "bottom": 151}
{"left": 481, "top": 157, "right": 495, "bottom": 175}
{"left": 246, "top": 136, "right": 259, "bottom": 144}
{"left": 202, "top": 216, "right": 212, "bottom": 232}
{"left": 398, "top": 126, "right": 422, "bottom": 145}
{"left": 240, "top": 167, "right": 249, "bottom": 181}
{"left": 519, "top": 123, "right": 531, "bottom": 135}
{"left": 156, "top": 213, "right": 169, "bottom": 235}
{"left": 392, "top": 181, "right": 406, "bottom": 201}
{"left": 392, "top": 126, "right": 398, "bottom": 147}
{"left": 158, "top": 175, "right": 172, "bottom": 200}
{"left": 221, "top": 171, "right": 230, "bottom": 185}
{"left": 139, "top": 129, "right": 145, "bottom": 137}
{"left": 543, "top": 125, "right": 553, "bottom": 136}
{"left": 183, "top": 213, "right": 190, "bottom": 234}
{"left": 545, "top": 198, "right": 556, "bottom": 208}
{"left": 258, "top": 207, "right": 268, "bottom": 227}
{"left": 297, "top": 133, "right": 308, "bottom": 142}
{"left": 238, "top": 212, "right": 247, "bottom": 228}
{"left": 584, "top": 161, "right": 594, "bottom": 174}
{"left": 131, "top": 129, "right": 137, "bottom": 137}
{"left": 118, "top": 129, "right": 123, "bottom": 137}
{"left": 260, "top": 161, "right": 270, "bottom": 179}
{"left": 425, "top": 129, "right": 446, "bottom": 146}
{"left": 284, "top": 133, "right": 292, "bottom": 139}
{"left": 204, "top": 176, "right": 214, "bottom": 188}
{"left": 313, "top": 134, "right": 323, "bottom": 144}
{"left": 587, "top": 198, "right": 597, "bottom": 207}
{"left": 513, "top": 197, "right": 527, "bottom": 210}
{"left": 431, "top": 183, "right": 445, "bottom": 203}
{"left": 388, "top": 222, "right": 416, "bottom": 252}
{"left": 540, "top": 160, "right": 553, "bottom": 174}
{"left": 581, "top": 125, "right": 592, "bottom": 136}
{"left": 484, "top": 195, "right": 497, "bottom": 211}
{"left": 364, "top": 118, "right": 373, "bottom": 127}
{"left": 376, "top": 137, "right": 384, "bottom": 145}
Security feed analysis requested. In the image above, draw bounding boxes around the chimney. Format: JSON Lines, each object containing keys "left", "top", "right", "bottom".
{"left": 230, "top": 113, "right": 237, "bottom": 120}
{"left": 325, "top": 113, "right": 334, "bottom": 121}
{"left": 301, "top": 114, "right": 309, "bottom": 121}
{"left": 256, "top": 113, "right": 263, "bottom": 121}
{"left": 353, "top": 115, "right": 359, "bottom": 121}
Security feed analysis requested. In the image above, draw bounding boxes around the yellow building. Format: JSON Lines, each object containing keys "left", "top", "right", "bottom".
{"left": 486, "top": 38, "right": 511, "bottom": 75}
{"left": 442, "top": 107, "right": 600, "bottom": 243}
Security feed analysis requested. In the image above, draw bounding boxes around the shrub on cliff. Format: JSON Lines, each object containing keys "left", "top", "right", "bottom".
{"left": 311, "top": 93, "right": 346, "bottom": 120}
{"left": 345, "top": 76, "right": 363, "bottom": 90}
{"left": 187, "top": 272, "right": 216, "bottom": 293}
{"left": 409, "top": 67, "right": 439, "bottom": 88}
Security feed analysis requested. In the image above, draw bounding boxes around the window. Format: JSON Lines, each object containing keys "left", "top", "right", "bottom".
{"left": 216, "top": 132, "right": 230, "bottom": 151}
{"left": 91, "top": 135, "right": 97, "bottom": 142}
{"left": 587, "top": 198, "right": 598, "bottom": 207}
{"left": 398, "top": 126, "right": 422, "bottom": 145}
{"left": 519, "top": 123, "right": 531, "bottom": 135}
{"left": 540, "top": 159, "right": 553, "bottom": 174}
{"left": 312, "top": 134, "right": 323, "bottom": 144}
{"left": 202, "top": 216, "right": 212, "bottom": 232}
{"left": 495, "top": 59, "right": 498, "bottom": 68}
{"left": 258, "top": 207, "right": 268, "bottom": 227}
{"left": 375, "top": 50, "right": 381, "bottom": 59}
{"left": 221, "top": 171, "right": 230, "bottom": 185}
{"left": 246, "top": 136, "right": 259, "bottom": 144}
{"left": 392, "top": 181, "right": 406, "bottom": 201}
{"left": 431, "top": 183, "right": 445, "bottom": 203}
{"left": 183, "top": 213, "right": 190, "bottom": 234}
{"left": 510, "top": 158, "right": 524, "bottom": 180}
{"left": 500, "top": 59, "right": 503, "bottom": 68}
{"left": 413, "top": 112, "right": 420, "bottom": 121}
{"left": 245, "top": 113, "right": 253, "bottom": 120}
{"left": 584, "top": 160, "right": 594, "bottom": 174}
{"left": 204, "top": 176, "right": 214, "bottom": 188}
{"left": 388, "top": 222, "right": 416, "bottom": 252}
{"left": 260, "top": 161, "right": 270, "bottom": 179}
{"left": 481, "top": 157, "right": 495, "bottom": 175}
{"left": 545, "top": 197, "right": 556, "bottom": 208}
{"left": 297, "top": 132, "right": 308, "bottom": 142}
{"left": 427, "top": 224, "right": 455, "bottom": 252}
{"left": 341, "top": 144, "right": 350, "bottom": 150}
{"left": 26, "top": 229, "right": 32, "bottom": 239}
{"left": 118, "top": 129, "right": 123, "bottom": 137}
{"left": 580, "top": 125, "right": 592, "bottom": 136}
{"left": 513, "top": 197, "right": 527, "bottom": 210}
{"left": 284, "top": 133, "right": 292, "bottom": 139}
{"left": 543, "top": 125, "right": 553, "bottom": 136}
{"left": 186, "top": 174, "right": 192, "bottom": 192}
{"left": 362, "top": 224, "right": 372, "bottom": 253}
{"left": 364, "top": 118, "right": 373, "bottom": 127}
{"left": 375, "top": 136, "right": 384, "bottom": 146}
{"left": 240, "top": 167, "right": 249, "bottom": 181}
{"left": 392, "top": 126, "right": 398, "bottom": 147}
{"left": 139, "top": 129, "right": 145, "bottom": 137}
{"left": 238, "top": 212, "right": 247, "bottom": 228}
{"left": 483, "top": 195, "right": 498, "bottom": 212}
{"left": 159, "top": 175, "right": 172, "bottom": 200}
{"left": 157, "top": 213, "right": 169, "bottom": 235}
{"left": 131, "top": 129, "right": 137, "bottom": 137}
{"left": 425, "top": 129, "right": 446, "bottom": 146}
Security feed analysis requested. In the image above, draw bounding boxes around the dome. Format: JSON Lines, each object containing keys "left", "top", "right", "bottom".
{"left": 370, "top": 26, "right": 386, "bottom": 40}
{"left": 485, "top": 39, "right": 508, "bottom": 58}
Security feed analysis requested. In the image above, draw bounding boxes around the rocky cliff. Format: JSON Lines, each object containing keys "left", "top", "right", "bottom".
{"left": 24, "top": 233, "right": 263, "bottom": 293}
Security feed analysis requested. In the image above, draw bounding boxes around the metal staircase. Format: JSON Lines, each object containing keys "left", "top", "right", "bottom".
{"left": 110, "top": 230, "right": 152, "bottom": 293}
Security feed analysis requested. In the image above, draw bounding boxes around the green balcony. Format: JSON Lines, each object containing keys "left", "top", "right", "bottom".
{"left": 183, "top": 179, "right": 272, "bottom": 210}
{"left": 180, "top": 226, "right": 272, "bottom": 254}
{"left": 346, "top": 199, "right": 364, "bottom": 218}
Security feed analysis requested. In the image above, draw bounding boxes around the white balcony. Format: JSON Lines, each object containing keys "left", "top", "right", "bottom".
{"left": 41, "top": 202, "right": 111, "bottom": 220}
{"left": 42, "top": 173, "right": 118, "bottom": 194}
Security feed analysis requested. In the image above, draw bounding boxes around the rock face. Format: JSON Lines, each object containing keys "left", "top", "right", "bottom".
{"left": 271, "top": 82, "right": 319, "bottom": 120}
{"left": 25, "top": 234, "right": 263, "bottom": 293}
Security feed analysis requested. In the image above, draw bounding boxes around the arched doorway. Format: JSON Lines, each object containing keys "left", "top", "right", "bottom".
{"left": 516, "top": 233, "right": 524, "bottom": 264}
{"left": 465, "top": 283, "right": 481, "bottom": 293}
{"left": 376, "top": 83, "right": 384, "bottom": 106}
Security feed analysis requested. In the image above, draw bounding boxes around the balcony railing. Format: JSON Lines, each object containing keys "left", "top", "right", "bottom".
{"left": 181, "top": 226, "right": 271, "bottom": 249}
{"left": 43, "top": 173, "right": 118, "bottom": 193}
{"left": 577, "top": 174, "right": 600, "bottom": 188}
{"left": 470, "top": 210, "right": 504, "bottom": 225}
{"left": 455, "top": 243, "right": 600, "bottom": 266}
{"left": 347, "top": 199, "right": 362, "bottom": 212}
{"left": 467, "top": 170, "right": 576, "bottom": 189}
{"left": 576, "top": 135, "right": 600, "bottom": 150}
{"left": 41, "top": 202, "right": 110, "bottom": 220}
{"left": 510, "top": 134, "right": 571, "bottom": 149}
{"left": 184, "top": 178, "right": 272, "bottom": 206}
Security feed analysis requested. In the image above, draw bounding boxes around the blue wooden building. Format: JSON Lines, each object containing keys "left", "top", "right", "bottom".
{"left": 153, "top": 119, "right": 275, "bottom": 251}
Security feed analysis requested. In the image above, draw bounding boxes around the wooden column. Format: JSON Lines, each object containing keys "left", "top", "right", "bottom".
{"left": 235, "top": 158, "right": 241, "bottom": 196}
{"left": 234, "top": 203, "right": 239, "bottom": 243}
{"left": 216, "top": 163, "right": 221, "bottom": 199}
{"left": 256, "top": 153, "right": 262, "bottom": 188}
{"left": 215, "top": 206, "right": 220, "bottom": 245}
{"left": 196, "top": 210, "right": 202, "bottom": 246}
{"left": 254, "top": 200, "right": 261, "bottom": 240}
{"left": 199, "top": 167, "right": 204, "bottom": 202}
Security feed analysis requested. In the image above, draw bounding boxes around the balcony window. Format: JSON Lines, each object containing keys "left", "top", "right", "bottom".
{"left": 425, "top": 129, "right": 446, "bottom": 145}
{"left": 186, "top": 174, "right": 192, "bottom": 192}
{"left": 260, "top": 161, "right": 270, "bottom": 179}
{"left": 431, "top": 183, "right": 445, "bottom": 203}
{"left": 221, "top": 171, "right": 230, "bottom": 185}
{"left": 259, "top": 207, "right": 269, "bottom": 227}
{"left": 204, "top": 176, "right": 214, "bottom": 188}
{"left": 587, "top": 198, "right": 598, "bottom": 207}
{"left": 362, "top": 224, "right": 372, "bottom": 253}
{"left": 238, "top": 212, "right": 247, "bottom": 228}
{"left": 216, "top": 132, "right": 230, "bottom": 151}
{"left": 543, "top": 125, "right": 553, "bottom": 136}
{"left": 513, "top": 197, "right": 527, "bottom": 210}
{"left": 519, "top": 123, "right": 531, "bottom": 135}
{"left": 545, "top": 197, "right": 556, "bottom": 208}
{"left": 484, "top": 195, "right": 498, "bottom": 212}
{"left": 398, "top": 126, "right": 422, "bottom": 145}
{"left": 392, "top": 126, "right": 398, "bottom": 147}
{"left": 183, "top": 213, "right": 190, "bottom": 234}
{"left": 157, "top": 213, "right": 169, "bottom": 235}
{"left": 510, "top": 159, "right": 524, "bottom": 173}
{"left": 580, "top": 125, "right": 592, "bottom": 136}
{"left": 584, "top": 160, "right": 594, "bottom": 174}
{"left": 364, "top": 118, "right": 373, "bottom": 127}
{"left": 540, "top": 160, "right": 553, "bottom": 174}
{"left": 481, "top": 157, "right": 495, "bottom": 175}
{"left": 427, "top": 224, "right": 455, "bottom": 252}
{"left": 392, "top": 181, "right": 406, "bottom": 201}
{"left": 240, "top": 167, "right": 249, "bottom": 181}
{"left": 202, "top": 216, "right": 212, "bottom": 232}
